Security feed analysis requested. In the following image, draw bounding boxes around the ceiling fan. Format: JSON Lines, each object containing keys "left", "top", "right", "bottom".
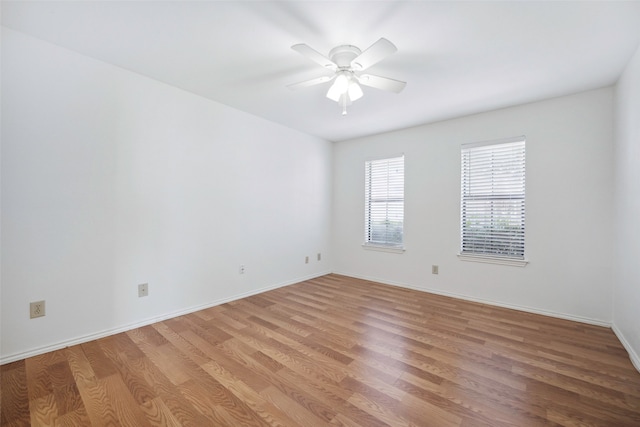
{"left": 288, "top": 38, "right": 406, "bottom": 115}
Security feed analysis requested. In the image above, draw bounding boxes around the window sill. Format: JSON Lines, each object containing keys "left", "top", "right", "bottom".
{"left": 362, "top": 244, "right": 405, "bottom": 254}
{"left": 458, "top": 253, "right": 528, "bottom": 267}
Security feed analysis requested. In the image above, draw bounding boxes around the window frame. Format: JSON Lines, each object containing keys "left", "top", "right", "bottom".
{"left": 363, "top": 154, "right": 405, "bottom": 253}
{"left": 459, "top": 136, "right": 528, "bottom": 267}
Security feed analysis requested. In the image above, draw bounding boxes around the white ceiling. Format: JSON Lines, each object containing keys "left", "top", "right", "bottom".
{"left": 3, "top": 1, "right": 640, "bottom": 142}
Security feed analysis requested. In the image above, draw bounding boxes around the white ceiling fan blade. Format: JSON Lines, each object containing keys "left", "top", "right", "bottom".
{"left": 291, "top": 44, "right": 337, "bottom": 70}
{"left": 351, "top": 38, "right": 397, "bottom": 71}
{"left": 287, "top": 75, "right": 334, "bottom": 90}
{"left": 358, "top": 74, "right": 406, "bottom": 93}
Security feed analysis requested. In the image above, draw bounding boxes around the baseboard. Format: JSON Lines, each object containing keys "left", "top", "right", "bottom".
{"left": 0, "top": 271, "right": 331, "bottom": 365}
{"left": 612, "top": 324, "right": 640, "bottom": 374}
{"left": 333, "top": 271, "right": 612, "bottom": 327}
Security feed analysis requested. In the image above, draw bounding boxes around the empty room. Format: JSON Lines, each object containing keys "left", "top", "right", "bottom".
{"left": 2, "top": 1, "right": 640, "bottom": 426}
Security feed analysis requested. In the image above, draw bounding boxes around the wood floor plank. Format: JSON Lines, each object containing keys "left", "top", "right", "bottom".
{"left": 342, "top": 376, "right": 463, "bottom": 427}
{"left": 1, "top": 361, "right": 30, "bottom": 426}
{"left": 28, "top": 393, "right": 58, "bottom": 427}
{"left": 129, "top": 341, "right": 193, "bottom": 387}
{"left": 346, "top": 391, "right": 418, "bottom": 427}
{"left": 150, "top": 323, "right": 210, "bottom": 367}
{"left": 64, "top": 345, "right": 96, "bottom": 390}
{"left": 124, "top": 356, "right": 211, "bottom": 427}
{"left": 51, "top": 406, "right": 92, "bottom": 426}
{"left": 101, "top": 374, "right": 153, "bottom": 427}
{"left": 259, "top": 385, "right": 330, "bottom": 426}
{"left": 47, "top": 361, "right": 82, "bottom": 415}
{"left": 200, "top": 359, "right": 302, "bottom": 427}
{"left": 79, "top": 341, "right": 119, "bottom": 382}
{"left": 76, "top": 373, "right": 120, "bottom": 427}
{"left": 107, "top": 351, "right": 159, "bottom": 407}
{"left": 3, "top": 274, "right": 640, "bottom": 426}
{"left": 137, "top": 397, "right": 183, "bottom": 427}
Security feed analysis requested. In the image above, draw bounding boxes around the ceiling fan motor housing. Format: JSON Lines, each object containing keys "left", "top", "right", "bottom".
{"left": 329, "top": 45, "right": 362, "bottom": 69}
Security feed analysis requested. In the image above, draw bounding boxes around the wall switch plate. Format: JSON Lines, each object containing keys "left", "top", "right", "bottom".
{"left": 305, "top": 256, "right": 309, "bottom": 264}
{"left": 239, "top": 265, "right": 245, "bottom": 274}
{"left": 432, "top": 265, "right": 439, "bottom": 275}
{"left": 138, "top": 283, "right": 149, "bottom": 297}
{"left": 317, "top": 253, "right": 322, "bottom": 261}
{"left": 30, "top": 300, "right": 46, "bottom": 319}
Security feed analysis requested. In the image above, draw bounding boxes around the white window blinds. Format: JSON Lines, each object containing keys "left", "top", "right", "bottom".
{"left": 365, "top": 155, "right": 404, "bottom": 248}
{"left": 461, "top": 137, "right": 525, "bottom": 259}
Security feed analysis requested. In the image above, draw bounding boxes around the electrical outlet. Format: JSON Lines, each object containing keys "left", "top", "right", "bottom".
{"left": 305, "top": 256, "right": 309, "bottom": 264}
{"left": 30, "top": 300, "right": 46, "bottom": 319}
{"left": 432, "top": 265, "right": 439, "bottom": 275}
{"left": 138, "top": 283, "right": 149, "bottom": 297}
{"left": 317, "top": 253, "right": 322, "bottom": 261}
{"left": 239, "top": 265, "right": 245, "bottom": 274}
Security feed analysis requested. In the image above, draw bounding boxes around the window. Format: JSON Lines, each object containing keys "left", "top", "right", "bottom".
{"left": 364, "top": 155, "right": 404, "bottom": 250}
{"left": 460, "top": 137, "right": 526, "bottom": 265}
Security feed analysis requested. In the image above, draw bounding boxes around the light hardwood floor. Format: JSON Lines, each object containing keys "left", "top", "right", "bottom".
{"left": 2, "top": 274, "right": 640, "bottom": 426}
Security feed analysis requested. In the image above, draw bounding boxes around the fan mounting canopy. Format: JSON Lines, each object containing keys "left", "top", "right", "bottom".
{"left": 328, "top": 45, "right": 362, "bottom": 68}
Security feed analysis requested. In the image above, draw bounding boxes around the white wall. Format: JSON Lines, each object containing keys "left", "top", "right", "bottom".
{"left": 333, "top": 88, "right": 614, "bottom": 325}
{"left": 613, "top": 44, "right": 640, "bottom": 370}
{"left": 1, "top": 28, "right": 332, "bottom": 363}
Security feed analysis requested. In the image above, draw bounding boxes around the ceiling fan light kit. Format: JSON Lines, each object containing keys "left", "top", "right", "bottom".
{"left": 288, "top": 38, "right": 406, "bottom": 115}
